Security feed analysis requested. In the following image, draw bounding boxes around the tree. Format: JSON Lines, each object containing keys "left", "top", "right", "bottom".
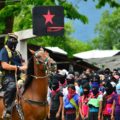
{"left": 1, "top": 0, "right": 120, "bottom": 34}
{"left": 0, "top": 0, "right": 5, "bottom": 49}
{"left": 92, "top": 8, "right": 120, "bottom": 49}
{"left": 0, "top": 0, "right": 120, "bottom": 53}
{"left": 1, "top": 0, "right": 88, "bottom": 33}
{"left": 0, "top": 0, "right": 88, "bottom": 52}
{"left": 83, "top": 0, "right": 120, "bottom": 8}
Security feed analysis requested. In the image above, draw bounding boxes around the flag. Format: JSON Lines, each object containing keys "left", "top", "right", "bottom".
{"left": 32, "top": 6, "right": 64, "bottom": 36}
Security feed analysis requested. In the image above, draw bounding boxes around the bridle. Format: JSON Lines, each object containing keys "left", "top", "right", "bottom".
{"left": 31, "top": 50, "right": 56, "bottom": 78}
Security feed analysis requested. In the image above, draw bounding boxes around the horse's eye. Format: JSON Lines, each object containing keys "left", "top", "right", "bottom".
{"left": 34, "top": 53, "right": 41, "bottom": 59}
{"left": 35, "top": 51, "right": 40, "bottom": 57}
{"left": 34, "top": 52, "right": 37, "bottom": 56}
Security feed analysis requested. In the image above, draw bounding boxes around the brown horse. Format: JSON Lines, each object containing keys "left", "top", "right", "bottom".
{"left": 0, "top": 48, "right": 56, "bottom": 120}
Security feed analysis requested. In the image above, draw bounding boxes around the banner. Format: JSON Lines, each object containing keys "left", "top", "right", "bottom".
{"left": 32, "top": 6, "right": 64, "bottom": 36}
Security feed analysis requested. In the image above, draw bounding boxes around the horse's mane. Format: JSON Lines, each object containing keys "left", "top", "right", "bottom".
{"left": 24, "top": 51, "right": 34, "bottom": 91}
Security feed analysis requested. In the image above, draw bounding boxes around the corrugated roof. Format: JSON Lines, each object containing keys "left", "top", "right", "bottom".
{"left": 85, "top": 55, "right": 120, "bottom": 70}
{"left": 74, "top": 50, "right": 120, "bottom": 59}
{"left": 45, "top": 47, "right": 67, "bottom": 55}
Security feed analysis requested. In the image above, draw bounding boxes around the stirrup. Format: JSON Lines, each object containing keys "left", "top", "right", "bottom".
{"left": 2, "top": 111, "right": 11, "bottom": 120}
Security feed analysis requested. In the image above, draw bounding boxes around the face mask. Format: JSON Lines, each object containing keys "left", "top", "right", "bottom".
{"left": 57, "top": 74, "right": 65, "bottom": 84}
{"left": 81, "top": 79, "right": 88, "bottom": 85}
{"left": 67, "top": 79, "right": 74, "bottom": 85}
{"left": 11, "top": 44, "right": 17, "bottom": 51}
{"left": 7, "top": 39, "right": 17, "bottom": 51}
{"left": 102, "top": 83, "right": 106, "bottom": 87}
{"left": 68, "top": 88, "right": 75, "bottom": 95}
{"left": 52, "top": 85, "right": 59, "bottom": 91}
{"left": 60, "top": 77, "right": 65, "bottom": 84}
{"left": 106, "top": 89, "right": 113, "bottom": 95}
{"left": 83, "top": 90, "right": 89, "bottom": 95}
{"left": 92, "top": 88, "right": 98, "bottom": 95}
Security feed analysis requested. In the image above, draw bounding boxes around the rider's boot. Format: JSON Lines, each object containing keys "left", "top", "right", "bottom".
{"left": 2, "top": 109, "right": 11, "bottom": 120}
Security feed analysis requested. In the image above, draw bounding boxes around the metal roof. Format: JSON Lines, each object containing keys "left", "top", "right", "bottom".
{"left": 45, "top": 47, "right": 67, "bottom": 55}
{"left": 74, "top": 50, "right": 120, "bottom": 59}
{"left": 85, "top": 55, "right": 120, "bottom": 70}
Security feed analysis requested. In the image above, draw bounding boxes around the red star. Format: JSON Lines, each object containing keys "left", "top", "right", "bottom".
{"left": 43, "top": 10, "right": 55, "bottom": 25}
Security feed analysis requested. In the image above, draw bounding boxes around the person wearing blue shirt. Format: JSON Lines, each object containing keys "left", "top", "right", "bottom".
{"left": 62, "top": 84, "right": 79, "bottom": 120}
{"left": 0, "top": 33, "right": 27, "bottom": 119}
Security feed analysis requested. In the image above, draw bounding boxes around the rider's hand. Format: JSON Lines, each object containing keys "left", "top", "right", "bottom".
{"left": 19, "top": 66, "right": 27, "bottom": 71}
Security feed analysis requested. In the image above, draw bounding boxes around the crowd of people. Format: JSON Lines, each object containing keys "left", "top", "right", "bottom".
{"left": 47, "top": 67, "right": 120, "bottom": 120}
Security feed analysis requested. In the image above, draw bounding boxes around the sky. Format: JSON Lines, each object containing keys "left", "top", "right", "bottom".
{"left": 66, "top": 0, "right": 113, "bottom": 42}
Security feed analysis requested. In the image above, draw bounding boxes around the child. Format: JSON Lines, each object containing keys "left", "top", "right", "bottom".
{"left": 79, "top": 83, "right": 90, "bottom": 120}
{"left": 62, "top": 84, "right": 79, "bottom": 120}
{"left": 48, "top": 81, "right": 63, "bottom": 120}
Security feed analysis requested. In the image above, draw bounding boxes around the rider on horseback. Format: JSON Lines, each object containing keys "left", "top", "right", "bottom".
{"left": 0, "top": 33, "right": 27, "bottom": 119}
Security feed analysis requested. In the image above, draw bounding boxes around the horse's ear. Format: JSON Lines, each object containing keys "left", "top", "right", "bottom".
{"left": 29, "top": 49, "right": 35, "bottom": 55}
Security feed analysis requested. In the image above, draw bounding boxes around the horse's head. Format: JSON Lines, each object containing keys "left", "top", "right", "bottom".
{"left": 29, "top": 48, "right": 56, "bottom": 74}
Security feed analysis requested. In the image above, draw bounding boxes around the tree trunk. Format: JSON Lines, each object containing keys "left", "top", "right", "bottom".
{"left": 0, "top": 0, "right": 14, "bottom": 49}
{"left": 0, "top": 0, "right": 5, "bottom": 50}
{"left": 5, "top": 16, "right": 14, "bottom": 33}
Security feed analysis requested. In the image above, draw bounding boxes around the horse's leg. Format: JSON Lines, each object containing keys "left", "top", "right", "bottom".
{"left": 0, "top": 98, "right": 4, "bottom": 119}
{"left": 11, "top": 108, "right": 19, "bottom": 120}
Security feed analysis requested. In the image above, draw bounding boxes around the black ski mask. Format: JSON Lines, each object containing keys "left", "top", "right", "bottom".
{"left": 56, "top": 74, "right": 66, "bottom": 84}
{"left": 52, "top": 82, "right": 59, "bottom": 91}
{"left": 83, "top": 90, "right": 89, "bottom": 95}
{"left": 105, "top": 82, "right": 113, "bottom": 95}
{"left": 6, "top": 34, "right": 18, "bottom": 51}
{"left": 92, "top": 87, "right": 99, "bottom": 95}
